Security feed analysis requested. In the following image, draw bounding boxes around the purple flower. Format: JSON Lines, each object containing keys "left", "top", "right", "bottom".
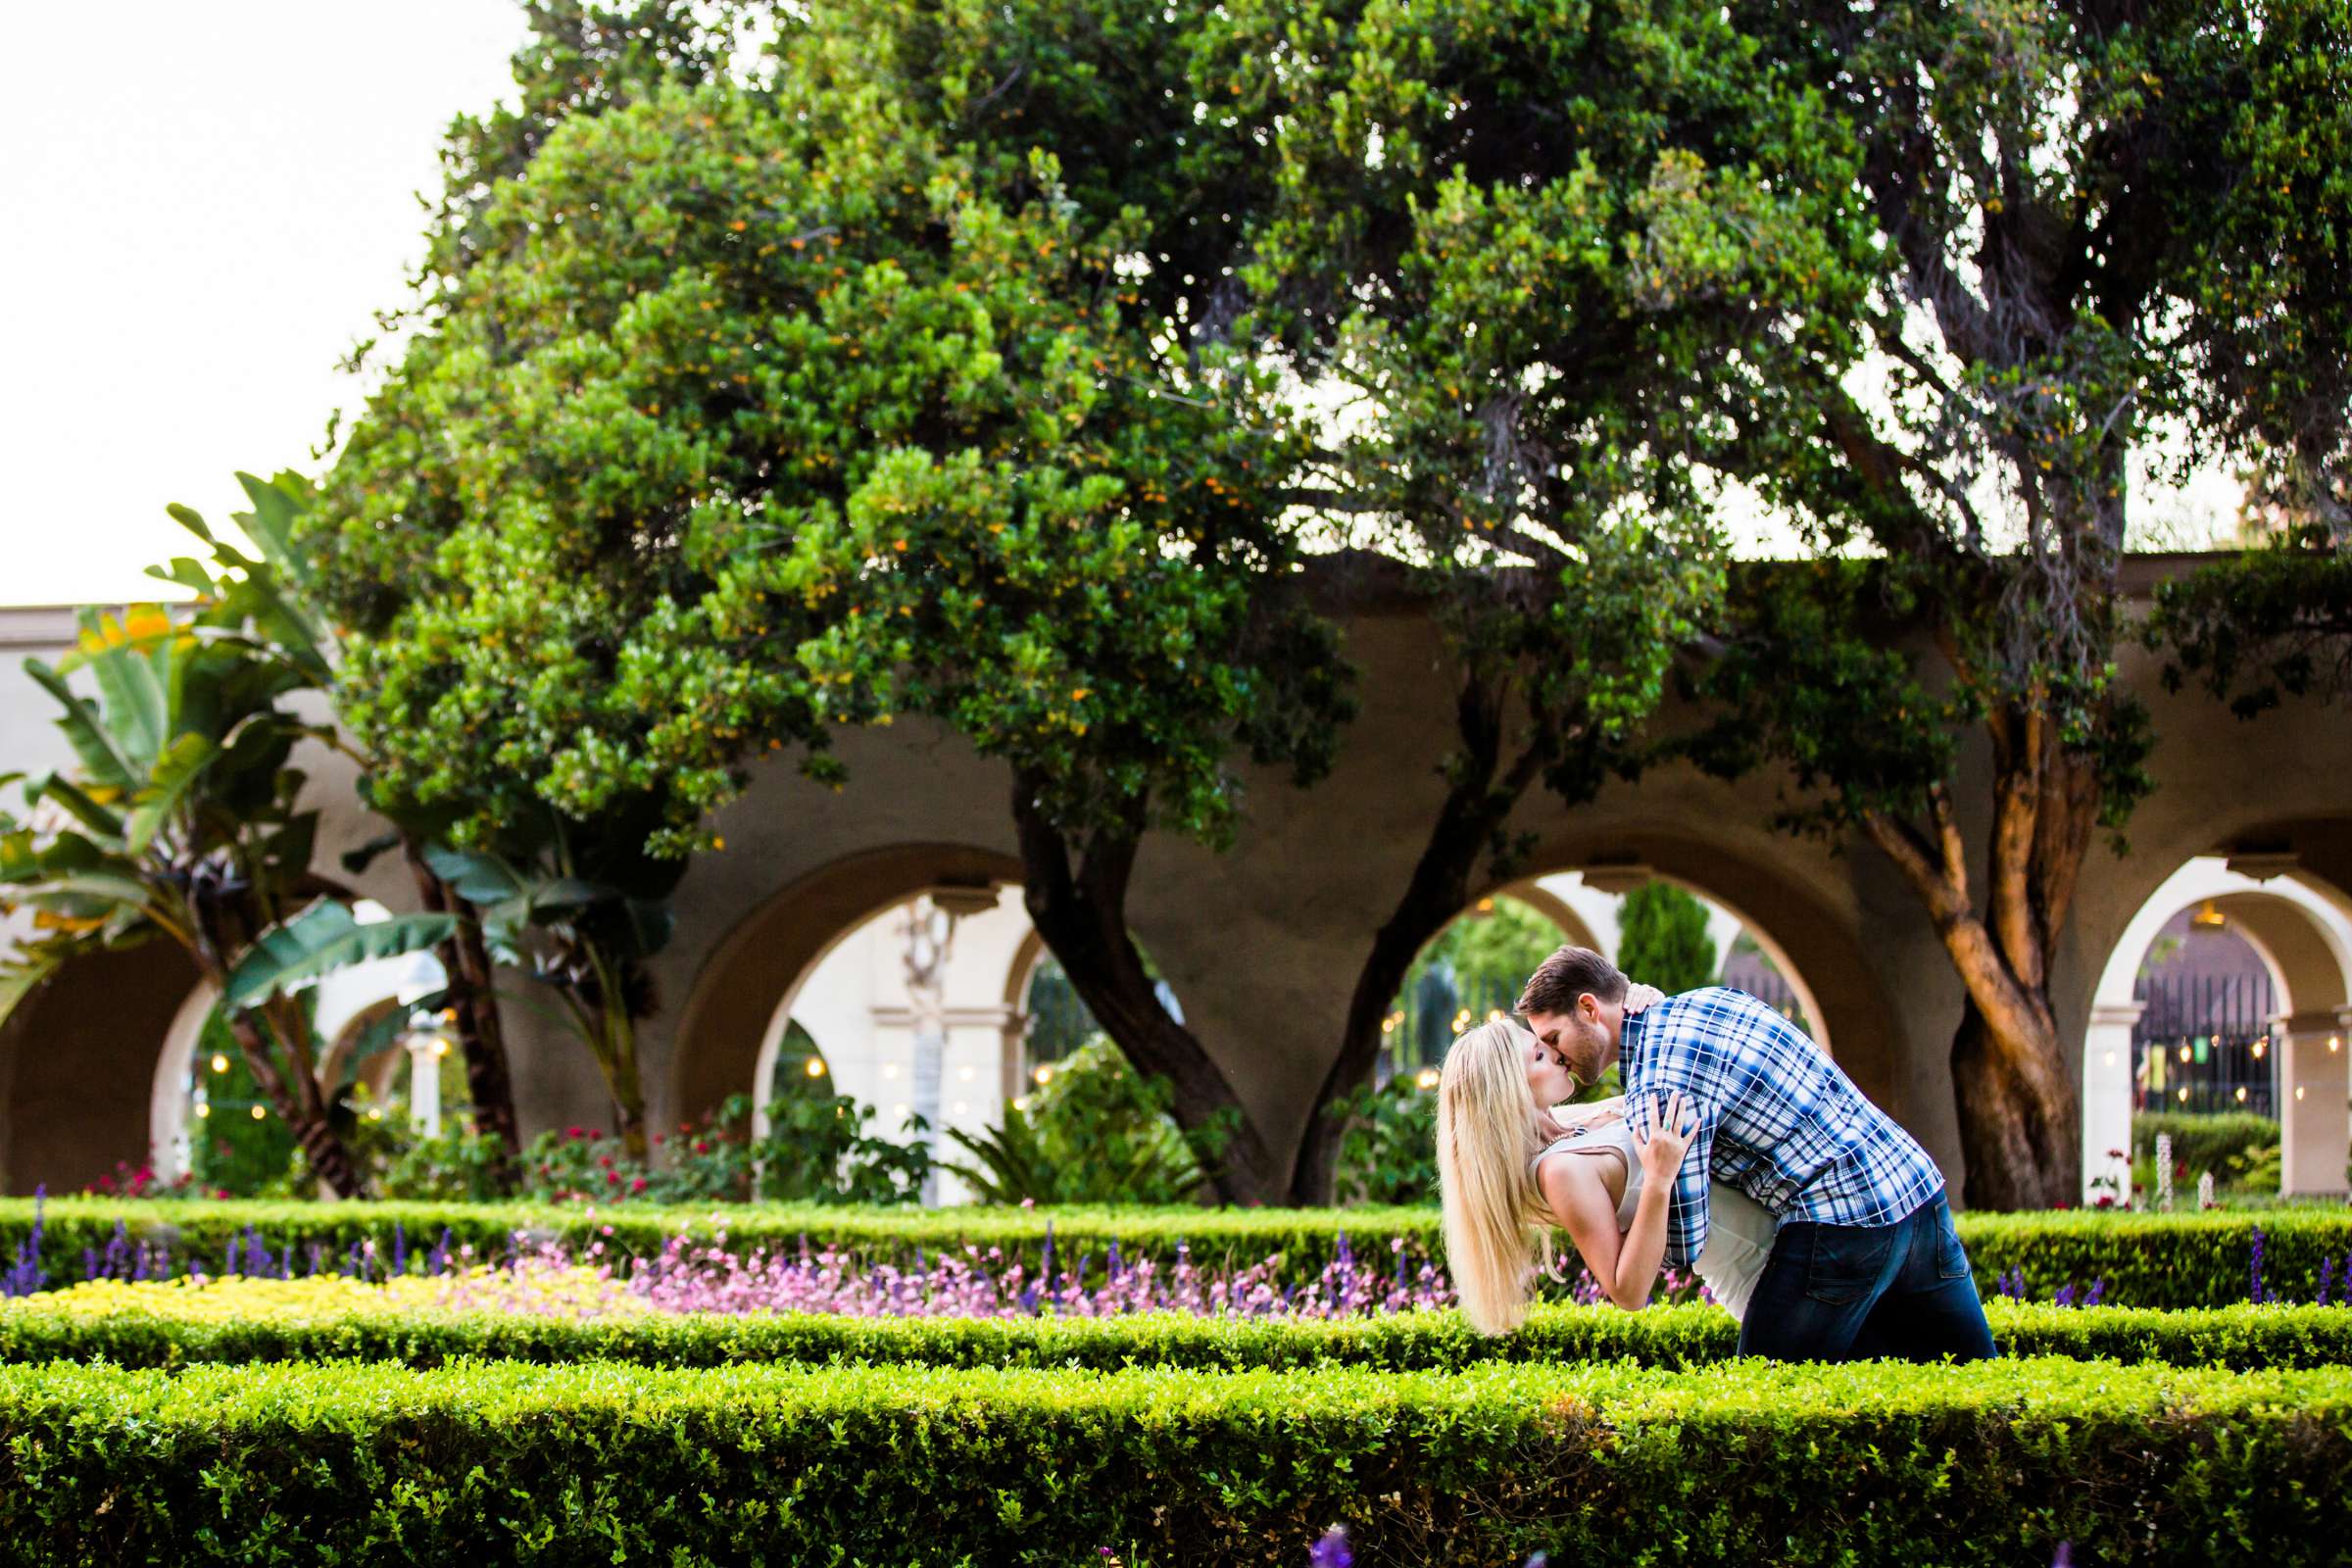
{"left": 1309, "top": 1526, "right": 1353, "bottom": 1568}
{"left": 2053, "top": 1543, "right": 2076, "bottom": 1568}
{"left": 2250, "top": 1225, "right": 2267, "bottom": 1304}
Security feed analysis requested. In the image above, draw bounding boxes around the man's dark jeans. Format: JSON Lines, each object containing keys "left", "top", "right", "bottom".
{"left": 1738, "top": 1195, "right": 1998, "bottom": 1363}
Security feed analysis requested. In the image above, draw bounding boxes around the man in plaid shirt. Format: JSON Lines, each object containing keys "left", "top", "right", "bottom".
{"left": 1519, "top": 945, "right": 1996, "bottom": 1362}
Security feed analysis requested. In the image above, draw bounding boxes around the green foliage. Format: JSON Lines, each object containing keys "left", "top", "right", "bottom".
{"left": 1613, "top": 883, "right": 1717, "bottom": 996}
{"left": 744, "top": 1093, "right": 934, "bottom": 1206}
{"left": 1238, "top": 0, "right": 1849, "bottom": 804}
{"left": 0, "top": 477, "right": 450, "bottom": 1198}
{"left": 313, "top": 49, "right": 1350, "bottom": 860}
{"left": 1332, "top": 1078, "right": 1440, "bottom": 1206}
{"left": 7, "top": 1297, "right": 2352, "bottom": 1377}
{"left": 186, "top": 1009, "right": 301, "bottom": 1199}
{"left": 1, "top": 1358, "right": 2346, "bottom": 1564}
{"left": 517, "top": 1092, "right": 933, "bottom": 1205}
{"left": 2147, "top": 539, "right": 2352, "bottom": 718}
{"left": 8, "top": 1200, "right": 2352, "bottom": 1309}
{"left": 339, "top": 1093, "right": 513, "bottom": 1205}
{"left": 945, "top": 1040, "right": 1227, "bottom": 1204}
{"left": 2134, "top": 1112, "right": 2285, "bottom": 1187}
{"left": 1387, "top": 898, "right": 1562, "bottom": 1068}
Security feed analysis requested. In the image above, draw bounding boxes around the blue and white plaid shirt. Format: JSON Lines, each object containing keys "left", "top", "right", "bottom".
{"left": 1620, "top": 987, "right": 1946, "bottom": 1267}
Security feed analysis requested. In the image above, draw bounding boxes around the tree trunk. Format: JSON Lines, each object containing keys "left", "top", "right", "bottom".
{"left": 607, "top": 1006, "right": 650, "bottom": 1164}
{"left": 1948, "top": 997, "right": 2079, "bottom": 1210}
{"left": 219, "top": 1004, "right": 367, "bottom": 1200}
{"left": 404, "top": 841, "right": 521, "bottom": 1188}
{"left": 1287, "top": 671, "right": 1546, "bottom": 1203}
{"left": 1863, "top": 710, "right": 2097, "bottom": 1207}
{"left": 1011, "top": 777, "right": 1284, "bottom": 1204}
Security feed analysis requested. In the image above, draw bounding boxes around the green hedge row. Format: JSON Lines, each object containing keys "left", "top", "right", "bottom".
{"left": 9, "top": 1195, "right": 2350, "bottom": 1307}
{"left": 9, "top": 1296, "right": 2352, "bottom": 1374}
{"left": 1, "top": 1357, "right": 2343, "bottom": 1565}
{"left": 2133, "top": 1111, "right": 2280, "bottom": 1176}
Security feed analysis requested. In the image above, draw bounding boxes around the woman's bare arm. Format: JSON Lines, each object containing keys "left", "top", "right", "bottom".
{"left": 1538, "top": 1093, "right": 1695, "bottom": 1311}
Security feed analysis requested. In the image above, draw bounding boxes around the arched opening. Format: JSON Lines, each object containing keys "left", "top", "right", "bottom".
{"left": 1, "top": 939, "right": 198, "bottom": 1194}
{"left": 743, "top": 880, "right": 1033, "bottom": 1159}
{"left": 147, "top": 902, "right": 453, "bottom": 1188}
{"left": 672, "top": 843, "right": 1025, "bottom": 1129}
{"left": 2085, "top": 858, "right": 2352, "bottom": 1200}
{"left": 1378, "top": 867, "right": 1834, "bottom": 1086}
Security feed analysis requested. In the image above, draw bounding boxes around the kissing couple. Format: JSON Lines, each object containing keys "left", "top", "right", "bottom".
{"left": 1436, "top": 945, "right": 1998, "bottom": 1363}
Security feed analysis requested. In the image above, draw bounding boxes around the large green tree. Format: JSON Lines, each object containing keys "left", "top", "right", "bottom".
{"left": 1682, "top": 0, "right": 2352, "bottom": 1206}
{"left": 1616, "top": 882, "right": 1719, "bottom": 998}
{"left": 1230, "top": 0, "right": 1872, "bottom": 1200}
{"left": 307, "top": 12, "right": 1352, "bottom": 1200}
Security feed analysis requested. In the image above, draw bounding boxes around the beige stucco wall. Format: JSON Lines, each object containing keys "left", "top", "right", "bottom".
{"left": 5, "top": 566, "right": 2349, "bottom": 1201}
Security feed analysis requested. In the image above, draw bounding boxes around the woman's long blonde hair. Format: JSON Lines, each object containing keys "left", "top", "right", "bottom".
{"left": 1436, "top": 1019, "right": 1555, "bottom": 1335}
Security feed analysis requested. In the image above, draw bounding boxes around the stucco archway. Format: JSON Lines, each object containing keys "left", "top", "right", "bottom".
{"left": 670, "top": 843, "right": 1023, "bottom": 1127}
{"left": 1468, "top": 828, "right": 1900, "bottom": 1108}
{"left": 2082, "top": 858, "right": 2352, "bottom": 1199}
{"left": 1, "top": 941, "right": 199, "bottom": 1194}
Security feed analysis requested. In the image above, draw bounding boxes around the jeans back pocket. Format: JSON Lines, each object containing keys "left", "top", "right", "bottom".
{"left": 1803, "top": 1223, "right": 1895, "bottom": 1306}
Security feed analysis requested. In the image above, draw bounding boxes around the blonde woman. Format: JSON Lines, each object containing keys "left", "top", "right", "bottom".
{"left": 1436, "top": 1002, "right": 1776, "bottom": 1334}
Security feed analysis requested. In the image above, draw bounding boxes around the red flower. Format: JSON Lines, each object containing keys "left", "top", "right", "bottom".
{"left": 630, "top": 1177, "right": 648, "bottom": 1193}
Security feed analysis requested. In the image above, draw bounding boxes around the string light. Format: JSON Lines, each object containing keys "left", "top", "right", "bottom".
{"left": 1487, "top": 1008, "right": 1505, "bottom": 1023}
{"left": 195, "top": 1103, "right": 211, "bottom": 1119}
{"left": 210, "top": 1054, "right": 229, "bottom": 1074}
{"left": 2234, "top": 1086, "right": 2249, "bottom": 1102}
{"left": 804, "top": 1057, "right": 827, "bottom": 1078}
{"left": 1414, "top": 1067, "right": 1441, "bottom": 1091}
{"left": 1011, "top": 1096, "right": 1030, "bottom": 1112}
{"left": 249, "top": 1104, "right": 267, "bottom": 1120}
{"left": 882, "top": 1063, "right": 901, "bottom": 1081}
{"left": 2177, "top": 1087, "right": 2189, "bottom": 1102}
{"left": 430, "top": 1038, "right": 450, "bottom": 1057}
{"left": 957, "top": 1065, "right": 976, "bottom": 1082}
{"left": 952, "top": 1100, "right": 969, "bottom": 1115}
{"left": 1034, "top": 1065, "right": 1054, "bottom": 1086}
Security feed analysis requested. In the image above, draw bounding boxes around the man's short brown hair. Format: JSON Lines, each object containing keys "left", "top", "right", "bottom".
{"left": 1516, "top": 945, "right": 1628, "bottom": 1017}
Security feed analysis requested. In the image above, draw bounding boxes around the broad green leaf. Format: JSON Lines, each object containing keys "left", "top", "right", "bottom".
{"left": 223, "top": 902, "right": 458, "bottom": 1011}
{"left": 22, "top": 661, "right": 138, "bottom": 792}
{"left": 423, "top": 846, "right": 526, "bottom": 906}
{"left": 27, "top": 773, "right": 125, "bottom": 842}
{"left": 125, "top": 733, "right": 220, "bottom": 855}
{"left": 74, "top": 610, "right": 172, "bottom": 768}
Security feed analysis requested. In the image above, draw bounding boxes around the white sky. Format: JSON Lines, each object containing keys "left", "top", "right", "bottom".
{"left": 0, "top": 1, "right": 530, "bottom": 607}
{"left": 0, "top": 3, "right": 2241, "bottom": 609}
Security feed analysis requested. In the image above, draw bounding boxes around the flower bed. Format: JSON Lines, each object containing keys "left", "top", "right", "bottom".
{"left": 7, "top": 1280, "right": 2351, "bottom": 1373}
{"left": 0, "top": 1357, "right": 2343, "bottom": 1566}
{"left": 8, "top": 1195, "right": 2352, "bottom": 1308}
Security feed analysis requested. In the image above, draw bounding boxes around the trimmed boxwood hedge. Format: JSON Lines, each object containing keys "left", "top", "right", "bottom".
{"left": 7, "top": 1295, "right": 2352, "bottom": 1373}
{"left": 7, "top": 1196, "right": 2350, "bottom": 1307}
{"left": 0, "top": 1357, "right": 2344, "bottom": 1565}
